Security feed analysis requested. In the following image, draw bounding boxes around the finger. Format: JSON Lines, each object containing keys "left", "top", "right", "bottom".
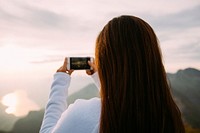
{"left": 88, "top": 61, "right": 97, "bottom": 70}
{"left": 88, "top": 61, "right": 97, "bottom": 72}
{"left": 63, "top": 57, "right": 68, "bottom": 69}
{"left": 56, "top": 58, "right": 68, "bottom": 73}
{"left": 88, "top": 61, "right": 94, "bottom": 67}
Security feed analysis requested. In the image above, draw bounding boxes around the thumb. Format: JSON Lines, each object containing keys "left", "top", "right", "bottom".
{"left": 88, "top": 60, "right": 97, "bottom": 72}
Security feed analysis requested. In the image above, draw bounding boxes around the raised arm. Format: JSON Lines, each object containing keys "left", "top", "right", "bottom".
{"left": 40, "top": 58, "right": 73, "bottom": 133}
{"left": 40, "top": 72, "right": 71, "bottom": 133}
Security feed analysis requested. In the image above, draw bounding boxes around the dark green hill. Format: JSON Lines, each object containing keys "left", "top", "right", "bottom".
{"left": 0, "top": 104, "right": 18, "bottom": 132}
{"left": 10, "top": 110, "right": 44, "bottom": 133}
{"left": 8, "top": 84, "right": 98, "bottom": 133}
{"left": 67, "top": 83, "right": 99, "bottom": 104}
{"left": 167, "top": 68, "right": 200, "bottom": 128}
{"left": 3, "top": 68, "right": 200, "bottom": 132}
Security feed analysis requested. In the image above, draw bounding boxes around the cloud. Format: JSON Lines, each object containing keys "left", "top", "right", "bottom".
{"left": 0, "top": 2, "right": 71, "bottom": 31}
{"left": 1, "top": 0, "right": 199, "bottom": 34}
{"left": 0, "top": 1, "right": 99, "bottom": 52}
{"left": 175, "top": 41, "right": 200, "bottom": 61}
{"left": 1, "top": 90, "right": 40, "bottom": 117}
{"left": 138, "top": 4, "right": 200, "bottom": 72}
{"left": 0, "top": 0, "right": 100, "bottom": 34}
{"left": 1, "top": 0, "right": 199, "bottom": 51}
{"left": 0, "top": 0, "right": 199, "bottom": 73}
{"left": 150, "top": 4, "right": 200, "bottom": 30}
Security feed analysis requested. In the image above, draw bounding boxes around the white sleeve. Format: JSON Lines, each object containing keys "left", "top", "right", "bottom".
{"left": 91, "top": 72, "right": 100, "bottom": 91}
{"left": 40, "top": 72, "right": 71, "bottom": 133}
{"left": 51, "top": 98, "right": 101, "bottom": 133}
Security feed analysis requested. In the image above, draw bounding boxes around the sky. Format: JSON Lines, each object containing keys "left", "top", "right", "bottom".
{"left": 0, "top": 0, "right": 200, "bottom": 116}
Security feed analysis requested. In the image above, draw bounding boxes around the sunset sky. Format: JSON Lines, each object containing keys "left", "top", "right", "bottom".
{"left": 0, "top": 0, "right": 200, "bottom": 116}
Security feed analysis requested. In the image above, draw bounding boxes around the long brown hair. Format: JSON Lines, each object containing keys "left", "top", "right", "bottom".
{"left": 95, "top": 15, "right": 185, "bottom": 133}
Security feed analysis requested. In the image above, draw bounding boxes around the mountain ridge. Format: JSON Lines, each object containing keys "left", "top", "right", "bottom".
{"left": 0, "top": 67, "right": 199, "bottom": 132}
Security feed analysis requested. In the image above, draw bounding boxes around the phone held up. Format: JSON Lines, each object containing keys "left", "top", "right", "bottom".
{"left": 66, "top": 57, "right": 94, "bottom": 70}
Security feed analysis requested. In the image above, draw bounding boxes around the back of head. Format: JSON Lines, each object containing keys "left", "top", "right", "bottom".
{"left": 95, "top": 15, "right": 185, "bottom": 133}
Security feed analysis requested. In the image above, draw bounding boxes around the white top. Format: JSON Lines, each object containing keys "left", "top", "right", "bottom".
{"left": 40, "top": 72, "right": 101, "bottom": 133}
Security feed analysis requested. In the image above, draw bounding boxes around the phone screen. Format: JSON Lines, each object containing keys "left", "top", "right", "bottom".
{"left": 70, "top": 57, "right": 90, "bottom": 70}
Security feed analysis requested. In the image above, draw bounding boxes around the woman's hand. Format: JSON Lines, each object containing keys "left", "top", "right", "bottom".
{"left": 86, "top": 60, "right": 97, "bottom": 75}
{"left": 57, "top": 58, "right": 74, "bottom": 75}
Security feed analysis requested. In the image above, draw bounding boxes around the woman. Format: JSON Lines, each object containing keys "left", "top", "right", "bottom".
{"left": 40, "top": 15, "right": 185, "bottom": 133}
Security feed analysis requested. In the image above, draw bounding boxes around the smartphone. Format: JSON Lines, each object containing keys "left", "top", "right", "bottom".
{"left": 66, "top": 57, "right": 94, "bottom": 70}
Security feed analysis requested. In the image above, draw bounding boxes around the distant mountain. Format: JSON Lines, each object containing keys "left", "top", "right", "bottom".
{"left": 2, "top": 84, "right": 99, "bottom": 133}
{"left": 1, "top": 68, "right": 200, "bottom": 132}
{"left": 167, "top": 68, "right": 200, "bottom": 128}
{"left": 10, "top": 110, "right": 44, "bottom": 133}
{"left": 0, "top": 104, "right": 19, "bottom": 132}
{"left": 67, "top": 83, "right": 99, "bottom": 104}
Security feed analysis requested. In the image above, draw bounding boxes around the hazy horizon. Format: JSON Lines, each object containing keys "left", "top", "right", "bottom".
{"left": 0, "top": 0, "right": 200, "bottom": 117}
